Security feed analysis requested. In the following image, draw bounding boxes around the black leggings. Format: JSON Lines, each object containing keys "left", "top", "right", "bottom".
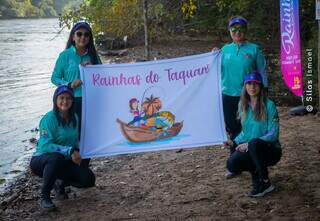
{"left": 222, "top": 94, "right": 242, "bottom": 153}
{"left": 74, "top": 97, "right": 82, "bottom": 136}
{"left": 75, "top": 96, "right": 90, "bottom": 165}
{"left": 30, "top": 153, "right": 95, "bottom": 198}
{"left": 227, "top": 138, "right": 282, "bottom": 180}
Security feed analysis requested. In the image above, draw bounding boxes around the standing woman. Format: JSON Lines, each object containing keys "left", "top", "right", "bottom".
{"left": 220, "top": 16, "right": 267, "bottom": 177}
{"left": 51, "top": 21, "right": 101, "bottom": 137}
{"left": 30, "top": 85, "right": 96, "bottom": 210}
{"left": 221, "top": 16, "right": 268, "bottom": 143}
{"left": 225, "top": 72, "right": 281, "bottom": 197}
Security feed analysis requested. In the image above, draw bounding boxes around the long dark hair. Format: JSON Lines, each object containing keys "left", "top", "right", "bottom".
{"left": 65, "top": 24, "right": 100, "bottom": 65}
{"left": 238, "top": 83, "right": 267, "bottom": 122}
{"left": 53, "top": 94, "right": 77, "bottom": 128}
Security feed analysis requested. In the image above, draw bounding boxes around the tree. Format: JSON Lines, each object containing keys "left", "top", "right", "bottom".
{"left": 0, "top": 0, "right": 82, "bottom": 18}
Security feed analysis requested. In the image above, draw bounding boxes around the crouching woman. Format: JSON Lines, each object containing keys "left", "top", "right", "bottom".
{"left": 225, "top": 72, "right": 282, "bottom": 197}
{"left": 30, "top": 85, "right": 95, "bottom": 210}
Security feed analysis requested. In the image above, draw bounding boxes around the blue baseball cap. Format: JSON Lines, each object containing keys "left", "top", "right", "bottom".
{"left": 53, "top": 85, "right": 74, "bottom": 100}
{"left": 71, "top": 21, "right": 92, "bottom": 33}
{"left": 244, "top": 72, "right": 262, "bottom": 84}
{"left": 229, "top": 17, "right": 248, "bottom": 27}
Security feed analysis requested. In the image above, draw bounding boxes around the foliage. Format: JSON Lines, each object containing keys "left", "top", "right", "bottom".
{"left": 59, "top": 0, "right": 316, "bottom": 48}
{"left": 59, "top": 0, "right": 183, "bottom": 40}
{"left": 179, "top": 0, "right": 317, "bottom": 102}
{"left": 181, "top": 0, "right": 197, "bottom": 19}
{"left": 0, "top": 0, "right": 81, "bottom": 18}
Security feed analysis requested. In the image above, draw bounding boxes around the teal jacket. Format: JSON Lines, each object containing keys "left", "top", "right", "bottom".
{"left": 221, "top": 42, "right": 267, "bottom": 96}
{"left": 51, "top": 46, "right": 102, "bottom": 97}
{"left": 33, "top": 111, "right": 79, "bottom": 158}
{"left": 234, "top": 99, "right": 280, "bottom": 146}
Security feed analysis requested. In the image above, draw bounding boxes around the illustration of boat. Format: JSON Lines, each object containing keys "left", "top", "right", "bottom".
{"left": 116, "top": 118, "right": 183, "bottom": 143}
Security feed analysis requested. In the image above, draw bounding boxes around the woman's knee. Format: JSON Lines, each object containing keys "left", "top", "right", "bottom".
{"left": 30, "top": 153, "right": 65, "bottom": 176}
{"left": 248, "top": 138, "right": 260, "bottom": 145}
{"left": 46, "top": 152, "right": 65, "bottom": 164}
{"left": 44, "top": 153, "right": 66, "bottom": 172}
{"left": 248, "top": 138, "right": 262, "bottom": 152}
{"left": 227, "top": 151, "right": 253, "bottom": 173}
{"left": 30, "top": 156, "right": 43, "bottom": 177}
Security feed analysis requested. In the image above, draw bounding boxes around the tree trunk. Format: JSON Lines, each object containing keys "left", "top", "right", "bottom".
{"left": 143, "top": 0, "right": 150, "bottom": 60}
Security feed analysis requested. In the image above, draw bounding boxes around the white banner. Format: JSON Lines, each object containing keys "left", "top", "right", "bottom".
{"left": 317, "top": 0, "right": 320, "bottom": 20}
{"left": 80, "top": 51, "right": 226, "bottom": 158}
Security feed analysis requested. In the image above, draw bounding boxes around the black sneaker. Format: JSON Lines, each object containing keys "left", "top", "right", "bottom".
{"left": 53, "top": 180, "right": 68, "bottom": 200}
{"left": 249, "top": 180, "right": 275, "bottom": 197}
{"left": 40, "top": 197, "right": 56, "bottom": 210}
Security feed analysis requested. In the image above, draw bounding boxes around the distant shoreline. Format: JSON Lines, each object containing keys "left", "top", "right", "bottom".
{"left": 0, "top": 16, "right": 59, "bottom": 20}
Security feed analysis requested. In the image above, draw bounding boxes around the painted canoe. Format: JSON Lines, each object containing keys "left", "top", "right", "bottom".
{"left": 116, "top": 118, "right": 183, "bottom": 143}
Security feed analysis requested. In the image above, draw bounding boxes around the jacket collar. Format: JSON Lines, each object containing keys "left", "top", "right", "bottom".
{"left": 71, "top": 45, "right": 88, "bottom": 56}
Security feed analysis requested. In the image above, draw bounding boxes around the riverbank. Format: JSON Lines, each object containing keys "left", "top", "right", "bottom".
{"left": 1, "top": 40, "right": 319, "bottom": 220}
{"left": 0, "top": 107, "right": 320, "bottom": 220}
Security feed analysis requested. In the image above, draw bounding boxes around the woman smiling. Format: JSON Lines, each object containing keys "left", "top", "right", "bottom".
{"left": 224, "top": 72, "right": 282, "bottom": 197}
{"left": 51, "top": 21, "right": 102, "bottom": 136}
{"left": 30, "top": 85, "right": 95, "bottom": 210}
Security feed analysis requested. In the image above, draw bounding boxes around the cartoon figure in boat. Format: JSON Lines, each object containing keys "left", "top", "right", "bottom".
{"left": 118, "top": 95, "right": 183, "bottom": 142}
{"left": 129, "top": 98, "right": 145, "bottom": 127}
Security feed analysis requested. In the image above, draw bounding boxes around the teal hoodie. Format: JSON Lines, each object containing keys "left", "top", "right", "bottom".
{"left": 51, "top": 46, "right": 102, "bottom": 97}
{"left": 234, "top": 99, "right": 280, "bottom": 146}
{"left": 221, "top": 42, "right": 267, "bottom": 96}
{"left": 33, "top": 111, "right": 79, "bottom": 158}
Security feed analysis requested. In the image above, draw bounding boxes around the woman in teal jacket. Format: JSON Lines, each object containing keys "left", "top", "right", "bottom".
{"left": 221, "top": 16, "right": 267, "bottom": 144}
{"left": 30, "top": 85, "right": 95, "bottom": 210}
{"left": 214, "top": 16, "right": 268, "bottom": 178}
{"left": 51, "top": 21, "right": 102, "bottom": 136}
{"left": 225, "top": 72, "right": 281, "bottom": 197}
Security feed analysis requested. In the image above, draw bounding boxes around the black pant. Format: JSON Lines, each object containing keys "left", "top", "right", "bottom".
{"left": 227, "top": 138, "right": 282, "bottom": 180}
{"left": 222, "top": 94, "right": 242, "bottom": 154}
{"left": 74, "top": 97, "right": 82, "bottom": 136}
{"left": 30, "top": 153, "right": 95, "bottom": 199}
{"left": 74, "top": 97, "right": 90, "bottom": 165}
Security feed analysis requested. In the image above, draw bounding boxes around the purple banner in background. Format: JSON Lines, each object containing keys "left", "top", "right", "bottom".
{"left": 280, "top": 0, "right": 303, "bottom": 97}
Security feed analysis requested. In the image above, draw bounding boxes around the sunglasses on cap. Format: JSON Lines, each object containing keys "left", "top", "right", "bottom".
{"left": 230, "top": 26, "right": 246, "bottom": 33}
{"left": 75, "top": 31, "right": 90, "bottom": 38}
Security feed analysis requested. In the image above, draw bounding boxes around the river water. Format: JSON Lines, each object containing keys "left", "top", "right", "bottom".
{"left": 0, "top": 18, "right": 68, "bottom": 192}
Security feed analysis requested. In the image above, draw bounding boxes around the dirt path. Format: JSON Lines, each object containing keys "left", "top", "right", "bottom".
{"left": 1, "top": 42, "right": 320, "bottom": 220}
